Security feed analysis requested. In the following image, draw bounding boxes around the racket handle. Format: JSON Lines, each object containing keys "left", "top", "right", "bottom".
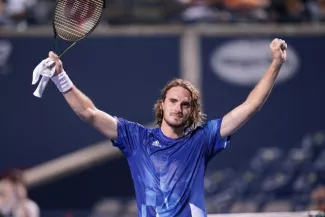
{"left": 33, "top": 76, "right": 50, "bottom": 98}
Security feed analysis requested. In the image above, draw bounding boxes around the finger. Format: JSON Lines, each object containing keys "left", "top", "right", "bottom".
{"left": 49, "top": 51, "right": 59, "bottom": 60}
{"left": 281, "top": 43, "right": 287, "bottom": 50}
{"left": 44, "top": 59, "right": 55, "bottom": 68}
{"left": 271, "top": 38, "right": 279, "bottom": 48}
{"left": 280, "top": 40, "right": 287, "bottom": 50}
{"left": 42, "top": 63, "right": 57, "bottom": 77}
{"left": 276, "top": 41, "right": 283, "bottom": 49}
{"left": 283, "top": 41, "right": 288, "bottom": 49}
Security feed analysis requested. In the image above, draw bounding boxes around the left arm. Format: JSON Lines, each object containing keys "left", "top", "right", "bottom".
{"left": 220, "top": 38, "right": 287, "bottom": 138}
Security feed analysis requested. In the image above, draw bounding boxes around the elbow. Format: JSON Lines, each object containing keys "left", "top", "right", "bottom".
{"left": 76, "top": 107, "right": 96, "bottom": 123}
{"left": 244, "top": 100, "right": 263, "bottom": 114}
{"left": 252, "top": 104, "right": 262, "bottom": 113}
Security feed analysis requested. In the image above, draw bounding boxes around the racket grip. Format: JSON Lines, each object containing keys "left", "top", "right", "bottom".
{"left": 33, "top": 76, "right": 50, "bottom": 98}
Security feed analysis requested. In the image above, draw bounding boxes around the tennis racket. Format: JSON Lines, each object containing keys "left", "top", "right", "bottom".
{"left": 33, "top": 0, "right": 104, "bottom": 98}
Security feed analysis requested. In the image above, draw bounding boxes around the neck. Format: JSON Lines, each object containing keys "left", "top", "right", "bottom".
{"left": 160, "top": 121, "right": 185, "bottom": 139}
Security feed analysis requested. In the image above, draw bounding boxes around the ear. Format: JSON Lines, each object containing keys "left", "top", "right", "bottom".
{"left": 160, "top": 101, "right": 164, "bottom": 110}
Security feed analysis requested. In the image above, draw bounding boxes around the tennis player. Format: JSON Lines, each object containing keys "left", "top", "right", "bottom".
{"left": 34, "top": 38, "right": 287, "bottom": 217}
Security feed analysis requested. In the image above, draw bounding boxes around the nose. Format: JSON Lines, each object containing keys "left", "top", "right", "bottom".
{"left": 175, "top": 103, "right": 182, "bottom": 113}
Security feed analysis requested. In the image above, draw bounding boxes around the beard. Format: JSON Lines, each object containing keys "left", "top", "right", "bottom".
{"left": 163, "top": 115, "right": 188, "bottom": 129}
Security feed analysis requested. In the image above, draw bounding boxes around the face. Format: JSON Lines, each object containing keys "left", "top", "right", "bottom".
{"left": 0, "top": 180, "right": 15, "bottom": 207}
{"left": 0, "top": 180, "right": 26, "bottom": 203}
{"left": 161, "top": 86, "right": 192, "bottom": 129}
{"left": 0, "top": 180, "right": 13, "bottom": 198}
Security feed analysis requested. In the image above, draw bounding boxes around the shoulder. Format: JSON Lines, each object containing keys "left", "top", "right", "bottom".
{"left": 190, "top": 119, "right": 223, "bottom": 135}
{"left": 193, "top": 119, "right": 220, "bottom": 129}
{"left": 115, "top": 117, "right": 155, "bottom": 141}
{"left": 202, "top": 119, "right": 222, "bottom": 129}
{"left": 115, "top": 117, "right": 148, "bottom": 130}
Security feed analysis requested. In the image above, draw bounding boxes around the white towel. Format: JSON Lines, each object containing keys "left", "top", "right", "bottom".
{"left": 32, "top": 57, "right": 56, "bottom": 85}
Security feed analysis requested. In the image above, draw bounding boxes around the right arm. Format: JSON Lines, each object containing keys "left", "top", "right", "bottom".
{"left": 49, "top": 51, "right": 118, "bottom": 140}
{"left": 63, "top": 86, "right": 118, "bottom": 140}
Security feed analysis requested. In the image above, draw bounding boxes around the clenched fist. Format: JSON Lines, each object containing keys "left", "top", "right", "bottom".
{"left": 48, "top": 51, "right": 64, "bottom": 76}
{"left": 270, "top": 38, "right": 287, "bottom": 65}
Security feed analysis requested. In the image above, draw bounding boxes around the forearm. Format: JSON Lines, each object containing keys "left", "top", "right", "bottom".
{"left": 49, "top": 66, "right": 117, "bottom": 138}
{"left": 51, "top": 71, "right": 97, "bottom": 121}
{"left": 220, "top": 61, "right": 283, "bottom": 137}
{"left": 63, "top": 86, "right": 97, "bottom": 121}
{"left": 220, "top": 38, "right": 287, "bottom": 137}
{"left": 245, "top": 60, "right": 282, "bottom": 110}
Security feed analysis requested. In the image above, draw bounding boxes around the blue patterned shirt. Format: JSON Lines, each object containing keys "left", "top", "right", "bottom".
{"left": 112, "top": 118, "right": 231, "bottom": 217}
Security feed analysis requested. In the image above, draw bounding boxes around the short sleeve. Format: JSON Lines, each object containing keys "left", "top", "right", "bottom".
{"left": 205, "top": 118, "right": 231, "bottom": 160}
{"left": 111, "top": 117, "right": 146, "bottom": 157}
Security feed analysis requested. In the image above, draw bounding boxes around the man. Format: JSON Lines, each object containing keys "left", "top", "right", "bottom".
{"left": 0, "top": 169, "right": 39, "bottom": 217}
{"left": 33, "top": 38, "right": 287, "bottom": 217}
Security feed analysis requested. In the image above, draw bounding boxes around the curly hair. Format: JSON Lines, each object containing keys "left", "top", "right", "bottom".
{"left": 153, "top": 78, "right": 206, "bottom": 129}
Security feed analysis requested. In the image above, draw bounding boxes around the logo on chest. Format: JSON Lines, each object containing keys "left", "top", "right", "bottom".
{"left": 152, "top": 140, "right": 162, "bottom": 148}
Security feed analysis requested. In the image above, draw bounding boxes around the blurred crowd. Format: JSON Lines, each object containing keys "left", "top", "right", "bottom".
{"left": 0, "top": 169, "right": 39, "bottom": 217}
{"left": 0, "top": 0, "right": 324, "bottom": 31}
{"left": 178, "top": 0, "right": 325, "bottom": 23}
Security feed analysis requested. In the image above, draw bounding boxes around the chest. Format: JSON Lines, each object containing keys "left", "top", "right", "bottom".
{"left": 140, "top": 136, "right": 206, "bottom": 174}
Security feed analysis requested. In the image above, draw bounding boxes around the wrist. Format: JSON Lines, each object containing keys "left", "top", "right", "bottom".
{"left": 272, "top": 59, "right": 284, "bottom": 67}
{"left": 51, "top": 71, "right": 73, "bottom": 93}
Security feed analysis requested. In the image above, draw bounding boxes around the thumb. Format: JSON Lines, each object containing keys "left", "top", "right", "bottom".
{"left": 49, "top": 51, "right": 63, "bottom": 74}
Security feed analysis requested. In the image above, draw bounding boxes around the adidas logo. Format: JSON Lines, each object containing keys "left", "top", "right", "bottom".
{"left": 152, "top": 140, "right": 161, "bottom": 148}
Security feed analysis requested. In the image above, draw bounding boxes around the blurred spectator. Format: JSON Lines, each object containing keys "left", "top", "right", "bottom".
{"left": 267, "top": 0, "right": 309, "bottom": 23}
{"left": 311, "top": 185, "right": 325, "bottom": 211}
{"left": 176, "top": 0, "right": 325, "bottom": 23}
{"left": 0, "top": 0, "right": 324, "bottom": 30}
{"left": 0, "top": 169, "right": 39, "bottom": 217}
{"left": 306, "top": 0, "right": 325, "bottom": 22}
{"left": 223, "top": 0, "right": 271, "bottom": 22}
{"left": 177, "top": 0, "right": 234, "bottom": 22}
{"left": 0, "top": 0, "right": 37, "bottom": 31}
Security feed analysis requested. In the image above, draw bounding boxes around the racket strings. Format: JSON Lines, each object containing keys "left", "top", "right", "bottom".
{"left": 54, "top": 0, "right": 103, "bottom": 41}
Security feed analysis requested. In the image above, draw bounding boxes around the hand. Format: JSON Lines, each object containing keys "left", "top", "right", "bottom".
{"left": 13, "top": 184, "right": 27, "bottom": 202}
{"left": 32, "top": 57, "right": 55, "bottom": 85}
{"left": 270, "top": 38, "right": 287, "bottom": 65}
{"left": 32, "top": 51, "right": 64, "bottom": 85}
{"left": 48, "top": 51, "right": 64, "bottom": 76}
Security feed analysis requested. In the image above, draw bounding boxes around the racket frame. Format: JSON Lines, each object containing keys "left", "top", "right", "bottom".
{"left": 33, "top": 0, "right": 104, "bottom": 98}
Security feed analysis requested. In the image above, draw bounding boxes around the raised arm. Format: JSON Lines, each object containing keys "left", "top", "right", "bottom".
{"left": 49, "top": 52, "right": 118, "bottom": 140}
{"left": 220, "top": 38, "right": 287, "bottom": 138}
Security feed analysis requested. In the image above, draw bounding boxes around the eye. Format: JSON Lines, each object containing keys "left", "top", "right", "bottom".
{"left": 170, "top": 99, "right": 177, "bottom": 103}
{"left": 182, "top": 102, "right": 190, "bottom": 108}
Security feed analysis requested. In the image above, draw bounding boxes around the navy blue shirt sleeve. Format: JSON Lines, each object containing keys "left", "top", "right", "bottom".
{"left": 111, "top": 117, "right": 146, "bottom": 157}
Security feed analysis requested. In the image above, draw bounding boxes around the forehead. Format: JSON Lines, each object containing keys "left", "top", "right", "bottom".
{"left": 165, "top": 86, "right": 191, "bottom": 100}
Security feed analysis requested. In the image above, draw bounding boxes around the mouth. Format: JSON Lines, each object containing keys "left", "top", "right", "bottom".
{"left": 171, "top": 113, "right": 182, "bottom": 118}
